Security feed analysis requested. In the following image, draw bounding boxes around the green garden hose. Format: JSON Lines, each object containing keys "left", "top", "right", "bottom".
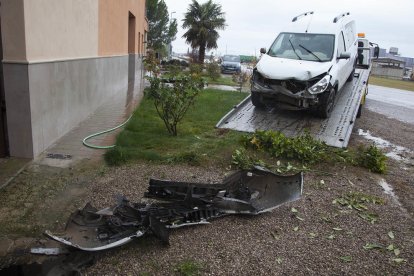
{"left": 82, "top": 113, "right": 134, "bottom": 149}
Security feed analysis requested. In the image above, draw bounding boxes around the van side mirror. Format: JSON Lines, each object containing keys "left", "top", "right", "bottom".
{"left": 260, "top": 48, "right": 266, "bottom": 54}
{"left": 374, "top": 46, "right": 380, "bottom": 59}
{"left": 337, "top": 52, "right": 351, "bottom": 59}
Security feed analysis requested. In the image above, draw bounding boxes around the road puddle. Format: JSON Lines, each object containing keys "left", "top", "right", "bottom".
{"left": 357, "top": 129, "right": 412, "bottom": 162}
{"left": 378, "top": 178, "right": 401, "bottom": 206}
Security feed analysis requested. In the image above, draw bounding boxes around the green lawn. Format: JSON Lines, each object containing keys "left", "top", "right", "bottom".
{"left": 204, "top": 75, "right": 237, "bottom": 86}
{"left": 369, "top": 76, "right": 414, "bottom": 92}
{"left": 105, "top": 89, "right": 247, "bottom": 166}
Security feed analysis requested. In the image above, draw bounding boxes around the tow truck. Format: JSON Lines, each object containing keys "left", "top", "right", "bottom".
{"left": 216, "top": 34, "right": 378, "bottom": 148}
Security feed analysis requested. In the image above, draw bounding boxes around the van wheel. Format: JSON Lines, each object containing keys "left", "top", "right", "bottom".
{"left": 317, "top": 87, "right": 336, "bottom": 118}
{"left": 251, "top": 91, "right": 265, "bottom": 108}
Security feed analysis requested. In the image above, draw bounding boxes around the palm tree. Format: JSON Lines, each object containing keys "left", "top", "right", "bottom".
{"left": 182, "top": 0, "right": 226, "bottom": 63}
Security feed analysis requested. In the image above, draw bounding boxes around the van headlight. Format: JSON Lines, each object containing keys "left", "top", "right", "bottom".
{"left": 308, "top": 75, "right": 331, "bottom": 94}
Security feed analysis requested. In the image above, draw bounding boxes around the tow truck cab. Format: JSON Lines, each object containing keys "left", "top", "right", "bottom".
{"left": 251, "top": 11, "right": 358, "bottom": 118}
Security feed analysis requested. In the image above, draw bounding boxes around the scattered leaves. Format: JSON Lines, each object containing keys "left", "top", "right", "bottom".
{"left": 293, "top": 226, "right": 299, "bottom": 232}
{"left": 276, "top": 257, "right": 283, "bottom": 265}
{"left": 309, "top": 232, "right": 317, "bottom": 238}
{"left": 339, "top": 256, "right": 352, "bottom": 263}
{"left": 291, "top": 207, "right": 298, "bottom": 213}
{"left": 327, "top": 234, "right": 336, "bottom": 240}
{"left": 333, "top": 227, "right": 343, "bottom": 231}
{"left": 392, "top": 258, "right": 406, "bottom": 264}
{"left": 295, "top": 215, "right": 304, "bottom": 221}
{"left": 363, "top": 243, "right": 384, "bottom": 250}
{"left": 394, "top": 248, "right": 400, "bottom": 256}
{"left": 358, "top": 212, "right": 379, "bottom": 224}
{"left": 388, "top": 231, "right": 395, "bottom": 240}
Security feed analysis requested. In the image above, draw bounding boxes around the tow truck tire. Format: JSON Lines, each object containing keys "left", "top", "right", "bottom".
{"left": 316, "top": 87, "right": 336, "bottom": 118}
{"left": 251, "top": 91, "right": 265, "bottom": 108}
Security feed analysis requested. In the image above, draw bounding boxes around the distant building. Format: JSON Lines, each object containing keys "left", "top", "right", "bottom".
{"left": 371, "top": 46, "right": 413, "bottom": 79}
{"left": 0, "top": 0, "right": 148, "bottom": 158}
{"left": 371, "top": 57, "right": 405, "bottom": 79}
{"left": 389, "top": 47, "right": 399, "bottom": 56}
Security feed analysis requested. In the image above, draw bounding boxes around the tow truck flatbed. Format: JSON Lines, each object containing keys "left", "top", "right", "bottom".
{"left": 216, "top": 67, "right": 370, "bottom": 148}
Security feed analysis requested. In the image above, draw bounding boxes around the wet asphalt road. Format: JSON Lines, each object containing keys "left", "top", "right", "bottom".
{"left": 366, "top": 85, "right": 414, "bottom": 125}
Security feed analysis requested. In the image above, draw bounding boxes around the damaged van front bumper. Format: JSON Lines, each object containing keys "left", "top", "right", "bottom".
{"left": 46, "top": 167, "right": 303, "bottom": 251}
{"left": 251, "top": 70, "right": 329, "bottom": 109}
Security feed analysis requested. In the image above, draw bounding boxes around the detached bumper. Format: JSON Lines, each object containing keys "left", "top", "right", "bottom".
{"left": 251, "top": 81, "right": 318, "bottom": 109}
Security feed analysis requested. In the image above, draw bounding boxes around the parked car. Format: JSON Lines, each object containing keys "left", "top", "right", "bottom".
{"left": 251, "top": 12, "right": 358, "bottom": 118}
{"left": 221, "top": 55, "right": 241, "bottom": 74}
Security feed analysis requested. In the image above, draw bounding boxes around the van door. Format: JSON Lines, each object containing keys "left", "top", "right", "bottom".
{"left": 336, "top": 31, "right": 348, "bottom": 89}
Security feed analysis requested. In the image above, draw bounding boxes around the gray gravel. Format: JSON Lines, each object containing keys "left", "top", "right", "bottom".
{"left": 82, "top": 161, "right": 414, "bottom": 275}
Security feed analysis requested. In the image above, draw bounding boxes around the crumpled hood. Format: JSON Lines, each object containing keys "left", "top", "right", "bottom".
{"left": 257, "top": 54, "right": 331, "bottom": 80}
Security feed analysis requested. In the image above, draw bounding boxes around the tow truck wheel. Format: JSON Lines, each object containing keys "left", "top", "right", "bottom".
{"left": 251, "top": 91, "right": 265, "bottom": 108}
{"left": 316, "top": 87, "right": 336, "bottom": 118}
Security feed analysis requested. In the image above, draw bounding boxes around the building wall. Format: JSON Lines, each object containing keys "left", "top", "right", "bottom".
{"left": 1, "top": 0, "right": 26, "bottom": 61}
{"left": 24, "top": 0, "right": 99, "bottom": 62}
{"left": 1, "top": 0, "right": 147, "bottom": 158}
{"left": 371, "top": 67, "right": 404, "bottom": 80}
{"left": 98, "top": 0, "right": 147, "bottom": 56}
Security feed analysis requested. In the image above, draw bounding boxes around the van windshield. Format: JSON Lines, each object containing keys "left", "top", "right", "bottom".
{"left": 223, "top": 55, "right": 241, "bottom": 62}
{"left": 268, "top": 33, "right": 335, "bottom": 62}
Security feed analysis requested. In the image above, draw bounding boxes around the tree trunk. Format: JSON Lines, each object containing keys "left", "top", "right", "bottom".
{"left": 198, "top": 43, "right": 206, "bottom": 64}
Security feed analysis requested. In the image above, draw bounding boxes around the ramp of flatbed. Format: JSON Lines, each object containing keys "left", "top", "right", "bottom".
{"left": 216, "top": 68, "right": 370, "bottom": 148}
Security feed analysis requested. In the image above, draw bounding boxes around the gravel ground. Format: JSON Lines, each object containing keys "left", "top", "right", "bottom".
{"left": 0, "top": 108, "right": 413, "bottom": 275}
{"left": 80, "top": 161, "right": 413, "bottom": 275}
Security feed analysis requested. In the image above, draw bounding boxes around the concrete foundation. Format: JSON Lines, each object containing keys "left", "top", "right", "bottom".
{"left": 4, "top": 54, "right": 143, "bottom": 158}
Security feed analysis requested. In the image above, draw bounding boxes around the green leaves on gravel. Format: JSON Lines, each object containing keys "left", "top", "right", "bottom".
{"left": 392, "top": 258, "right": 406, "bottom": 264}
{"left": 363, "top": 243, "right": 384, "bottom": 250}
{"left": 388, "top": 231, "right": 395, "bottom": 240}
{"left": 276, "top": 257, "right": 283, "bottom": 265}
{"left": 358, "top": 212, "right": 379, "bottom": 224}
{"left": 333, "top": 191, "right": 384, "bottom": 225}
{"left": 242, "top": 130, "right": 388, "bottom": 173}
{"left": 332, "top": 227, "right": 343, "bottom": 231}
{"left": 339, "top": 256, "right": 352, "bottom": 263}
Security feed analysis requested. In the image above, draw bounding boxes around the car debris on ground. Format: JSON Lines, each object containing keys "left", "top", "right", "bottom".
{"left": 45, "top": 167, "right": 303, "bottom": 251}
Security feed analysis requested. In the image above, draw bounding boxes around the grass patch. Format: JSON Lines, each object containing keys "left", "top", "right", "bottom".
{"left": 105, "top": 89, "right": 246, "bottom": 166}
{"left": 205, "top": 75, "right": 237, "bottom": 86}
{"left": 369, "top": 76, "right": 414, "bottom": 92}
{"left": 173, "top": 260, "right": 203, "bottom": 276}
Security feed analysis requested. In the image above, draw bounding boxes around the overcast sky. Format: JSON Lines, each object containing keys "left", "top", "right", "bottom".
{"left": 163, "top": 0, "right": 414, "bottom": 58}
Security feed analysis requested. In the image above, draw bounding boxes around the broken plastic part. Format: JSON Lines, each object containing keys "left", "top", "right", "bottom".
{"left": 46, "top": 167, "right": 303, "bottom": 251}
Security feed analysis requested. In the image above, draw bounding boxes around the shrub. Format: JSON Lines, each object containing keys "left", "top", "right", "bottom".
{"left": 206, "top": 62, "right": 221, "bottom": 80}
{"left": 243, "top": 130, "right": 327, "bottom": 163}
{"left": 356, "top": 145, "right": 387, "bottom": 173}
{"left": 145, "top": 74, "right": 204, "bottom": 136}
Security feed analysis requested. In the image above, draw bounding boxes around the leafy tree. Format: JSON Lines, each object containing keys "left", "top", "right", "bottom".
{"left": 182, "top": 0, "right": 226, "bottom": 64}
{"left": 145, "top": 55, "right": 204, "bottom": 136}
{"left": 146, "top": 0, "right": 178, "bottom": 54}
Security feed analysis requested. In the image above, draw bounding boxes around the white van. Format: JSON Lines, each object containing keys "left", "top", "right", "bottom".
{"left": 251, "top": 12, "right": 358, "bottom": 118}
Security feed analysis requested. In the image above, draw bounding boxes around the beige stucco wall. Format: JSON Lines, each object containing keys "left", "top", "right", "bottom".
{"left": 0, "top": 0, "right": 27, "bottom": 61}
{"left": 24, "top": 0, "right": 99, "bottom": 62}
{"left": 99, "top": 0, "right": 147, "bottom": 56}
